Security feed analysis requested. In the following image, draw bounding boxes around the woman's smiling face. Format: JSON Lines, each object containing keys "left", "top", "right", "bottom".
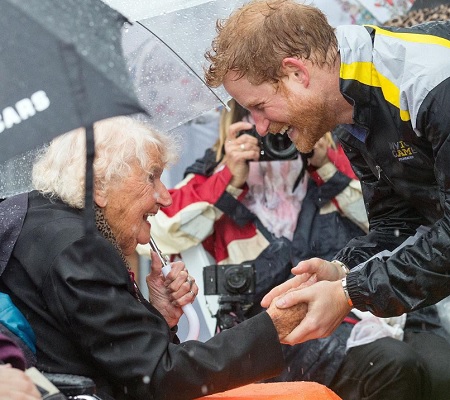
{"left": 95, "top": 153, "right": 172, "bottom": 256}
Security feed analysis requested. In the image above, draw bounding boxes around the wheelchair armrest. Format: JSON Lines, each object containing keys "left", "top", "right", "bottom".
{"left": 43, "top": 373, "right": 96, "bottom": 396}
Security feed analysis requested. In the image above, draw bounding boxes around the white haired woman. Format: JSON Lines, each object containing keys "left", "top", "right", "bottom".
{"left": 0, "top": 116, "right": 304, "bottom": 400}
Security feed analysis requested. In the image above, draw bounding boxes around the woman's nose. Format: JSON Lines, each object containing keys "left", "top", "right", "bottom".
{"left": 156, "top": 182, "right": 172, "bottom": 207}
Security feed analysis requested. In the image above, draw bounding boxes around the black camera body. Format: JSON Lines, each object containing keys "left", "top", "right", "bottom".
{"left": 203, "top": 263, "right": 256, "bottom": 296}
{"left": 238, "top": 126, "right": 298, "bottom": 161}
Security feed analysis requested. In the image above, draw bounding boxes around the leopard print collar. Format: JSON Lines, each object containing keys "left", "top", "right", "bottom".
{"left": 94, "top": 204, "right": 130, "bottom": 271}
{"left": 385, "top": 4, "right": 450, "bottom": 27}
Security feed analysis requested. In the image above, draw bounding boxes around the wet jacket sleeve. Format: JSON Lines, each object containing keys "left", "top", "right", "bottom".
{"left": 335, "top": 81, "right": 450, "bottom": 316}
{"left": 149, "top": 166, "right": 245, "bottom": 255}
{"left": 46, "top": 236, "right": 284, "bottom": 399}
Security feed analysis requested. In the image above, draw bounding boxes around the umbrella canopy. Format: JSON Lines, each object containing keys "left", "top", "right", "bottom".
{"left": 103, "top": 0, "right": 250, "bottom": 132}
{"left": 0, "top": 0, "right": 145, "bottom": 196}
{"left": 102, "top": 0, "right": 387, "bottom": 133}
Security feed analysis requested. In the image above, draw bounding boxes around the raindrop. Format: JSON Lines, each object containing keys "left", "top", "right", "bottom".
{"left": 394, "top": 229, "right": 400, "bottom": 237}
{"left": 201, "top": 385, "right": 208, "bottom": 394}
{"left": 142, "top": 375, "right": 150, "bottom": 384}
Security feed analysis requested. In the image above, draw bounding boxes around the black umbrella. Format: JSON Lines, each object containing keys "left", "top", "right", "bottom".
{"left": 0, "top": 0, "right": 144, "bottom": 160}
{"left": 0, "top": 0, "right": 146, "bottom": 197}
{"left": 0, "top": 0, "right": 146, "bottom": 245}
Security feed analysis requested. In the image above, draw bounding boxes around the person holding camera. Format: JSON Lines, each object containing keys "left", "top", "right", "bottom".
{"left": 148, "top": 99, "right": 435, "bottom": 399}
{"left": 148, "top": 98, "right": 308, "bottom": 283}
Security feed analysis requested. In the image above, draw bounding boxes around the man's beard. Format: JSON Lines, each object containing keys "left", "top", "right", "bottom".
{"left": 285, "top": 90, "right": 336, "bottom": 153}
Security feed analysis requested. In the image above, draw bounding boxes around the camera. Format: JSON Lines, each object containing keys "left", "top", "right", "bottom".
{"left": 203, "top": 263, "right": 256, "bottom": 296}
{"left": 237, "top": 126, "right": 298, "bottom": 161}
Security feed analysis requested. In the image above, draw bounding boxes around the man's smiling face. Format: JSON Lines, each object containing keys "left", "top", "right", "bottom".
{"left": 223, "top": 71, "right": 336, "bottom": 153}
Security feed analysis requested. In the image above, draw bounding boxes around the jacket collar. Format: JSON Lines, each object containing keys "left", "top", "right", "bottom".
{"left": 336, "top": 25, "right": 376, "bottom": 131}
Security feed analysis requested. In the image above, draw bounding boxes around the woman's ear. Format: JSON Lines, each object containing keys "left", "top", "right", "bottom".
{"left": 94, "top": 189, "right": 107, "bottom": 208}
{"left": 281, "top": 57, "right": 310, "bottom": 87}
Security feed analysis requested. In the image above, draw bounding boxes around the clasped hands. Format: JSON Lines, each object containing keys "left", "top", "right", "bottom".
{"left": 146, "top": 251, "right": 199, "bottom": 328}
{"left": 263, "top": 258, "right": 353, "bottom": 344}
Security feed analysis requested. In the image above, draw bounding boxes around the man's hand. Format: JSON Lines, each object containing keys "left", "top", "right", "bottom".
{"left": 261, "top": 273, "right": 316, "bottom": 308}
{"left": 292, "top": 258, "right": 345, "bottom": 281}
{"left": 261, "top": 257, "right": 343, "bottom": 308}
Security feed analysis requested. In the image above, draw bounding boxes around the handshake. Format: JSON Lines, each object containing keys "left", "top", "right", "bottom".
{"left": 260, "top": 258, "right": 354, "bottom": 345}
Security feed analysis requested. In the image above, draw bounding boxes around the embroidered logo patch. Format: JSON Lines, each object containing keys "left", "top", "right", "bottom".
{"left": 389, "top": 140, "right": 417, "bottom": 161}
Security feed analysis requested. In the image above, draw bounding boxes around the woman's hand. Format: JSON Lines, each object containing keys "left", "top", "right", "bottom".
{"left": 223, "top": 121, "right": 260, "bottom": 188}
{"left": 146, "top": 251, "right": 199, "bottom": 328}
{"left": 268, "top": 280, "right": 352, "bottom": 344}
{"left": 0, "top": 364, "right": 41, "bottom": 399}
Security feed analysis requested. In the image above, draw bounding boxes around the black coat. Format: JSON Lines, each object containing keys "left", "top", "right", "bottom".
{"left": 334, "top": 23, "right": 450, "bottom": 315}
{"left": 0, "top": 191, "right": 284, "bottom": 400}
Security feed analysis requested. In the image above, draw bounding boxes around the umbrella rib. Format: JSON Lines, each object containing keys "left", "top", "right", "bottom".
{"left": 136, "top": 21, "right": 227, "bottom": 107}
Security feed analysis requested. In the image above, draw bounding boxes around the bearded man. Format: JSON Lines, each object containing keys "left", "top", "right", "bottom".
{"left": 205, "top": 1, "right": 450, "bottom": 398}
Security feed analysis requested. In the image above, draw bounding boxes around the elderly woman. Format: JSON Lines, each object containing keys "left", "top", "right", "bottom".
{"left": 0, "top": 116, "right": 304, "bottom": 400}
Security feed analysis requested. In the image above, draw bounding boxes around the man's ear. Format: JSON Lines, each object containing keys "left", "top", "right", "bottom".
{"left": 94, "top": 189, "right": 107, "bottom": 208}
{"left": 281, "top": 57, "right": 310, "bottom": 87}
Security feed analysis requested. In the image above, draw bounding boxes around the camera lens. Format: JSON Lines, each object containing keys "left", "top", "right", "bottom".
{"left": 224, "top": 266, "right": 251, "bottom": 294}
{"left": 262, "top": 133, "right": 298, "bottom": 160}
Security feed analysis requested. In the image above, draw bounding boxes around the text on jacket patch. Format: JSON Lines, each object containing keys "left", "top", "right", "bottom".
{"left": 389, "top": 140, "right": 417, "bottom": 161}
{"left": 0, "top": 91, "right": 50, "bottom": 133}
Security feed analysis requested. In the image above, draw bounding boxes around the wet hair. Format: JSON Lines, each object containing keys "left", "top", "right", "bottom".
{"left": 205, "top": 0, "right": 338, "bottom": 87}
{"left": 32, "top": 116, "right": 180, "bottom": 208}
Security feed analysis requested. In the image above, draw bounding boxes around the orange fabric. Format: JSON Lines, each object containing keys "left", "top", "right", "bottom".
{"left": 196, "top": 382, "right": 342, "bottom": 399}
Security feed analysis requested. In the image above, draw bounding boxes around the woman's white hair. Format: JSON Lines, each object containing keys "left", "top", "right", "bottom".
{"left": 32, "top": 116, "right": 180, "bottom": 208}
